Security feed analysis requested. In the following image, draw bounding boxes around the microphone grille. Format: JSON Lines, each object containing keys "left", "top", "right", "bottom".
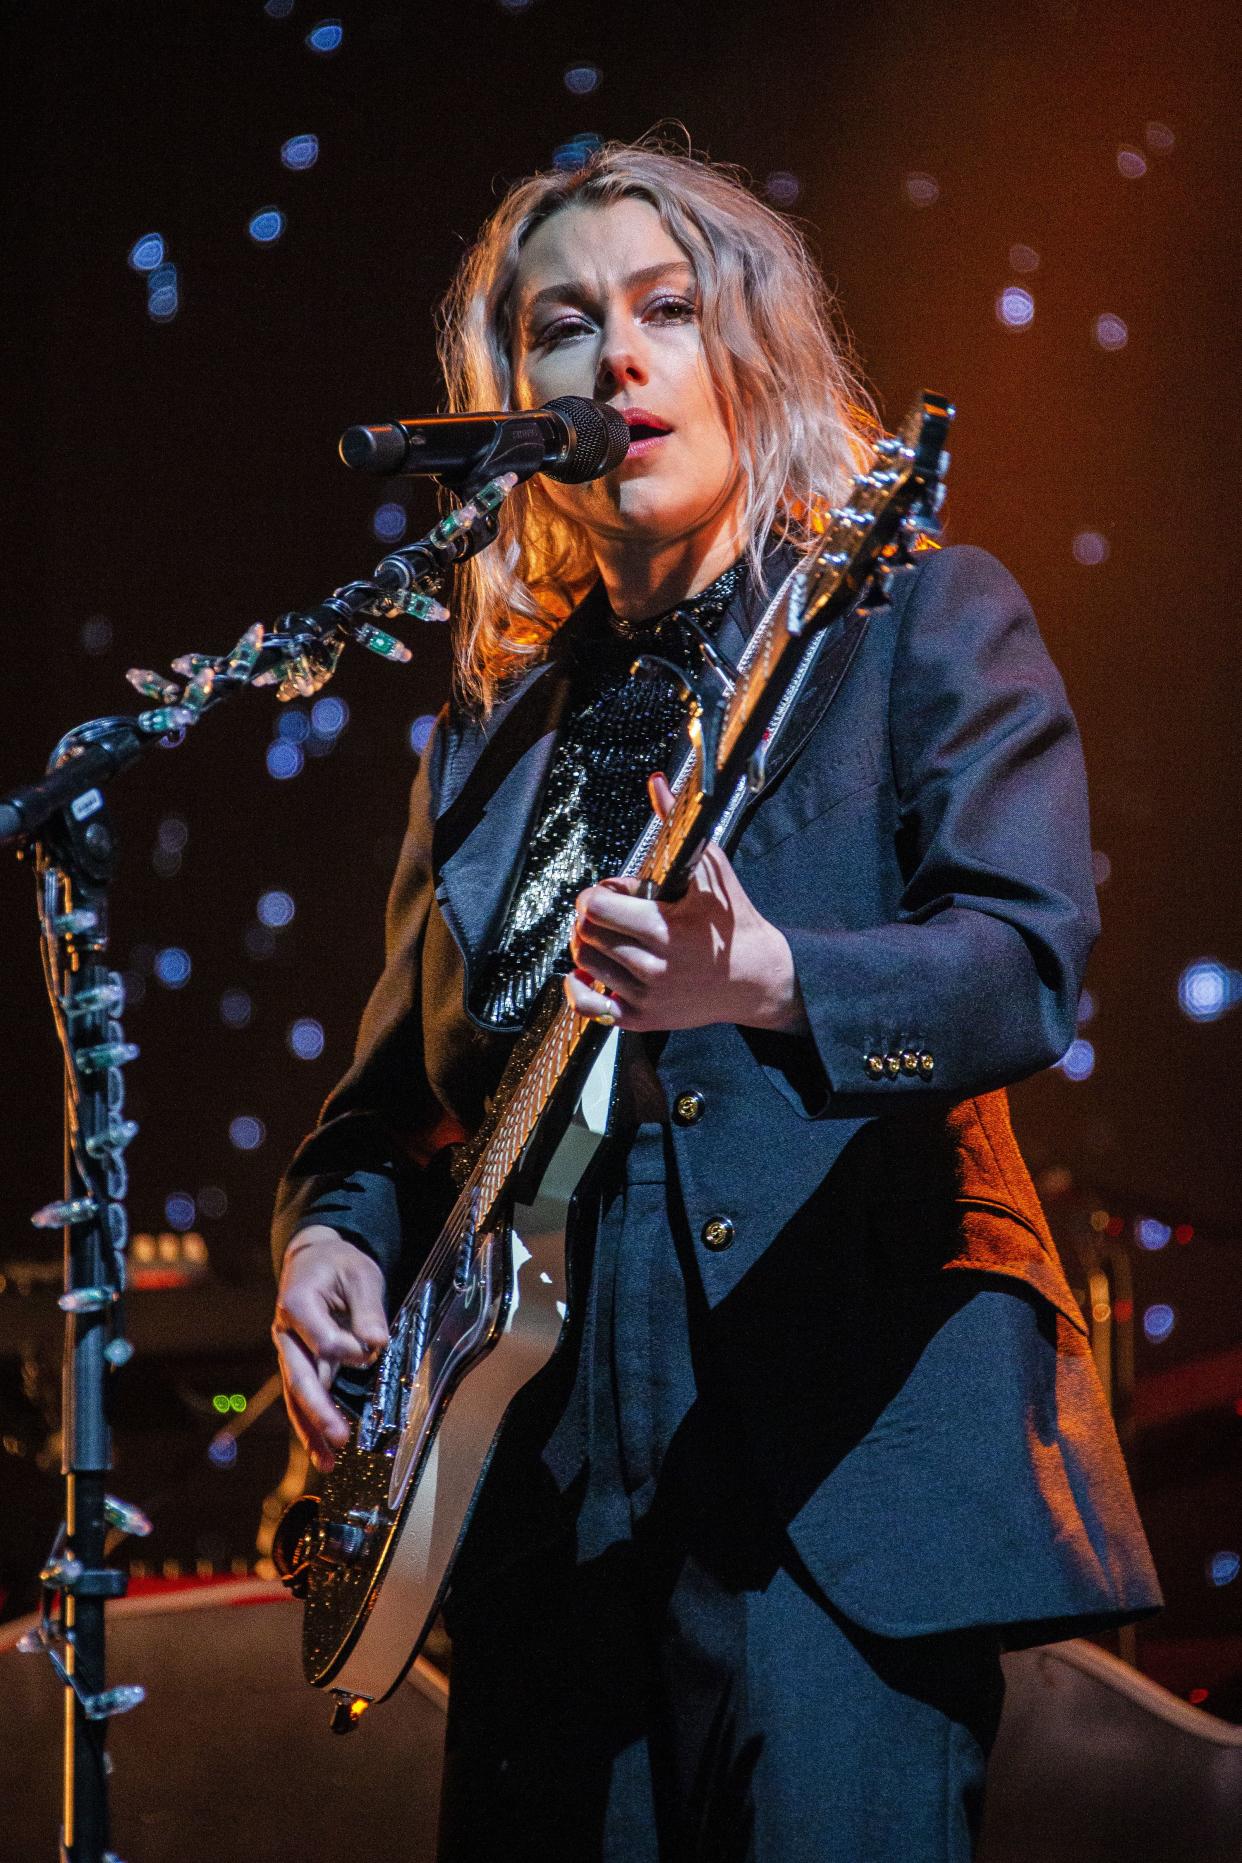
{"left": 541, "top": 397, "right": 631, "bottom": 483}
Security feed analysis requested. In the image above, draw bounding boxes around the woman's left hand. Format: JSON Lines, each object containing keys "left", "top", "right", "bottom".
{"left": 563, "top": 775, "right": 810, "bottom": 1036}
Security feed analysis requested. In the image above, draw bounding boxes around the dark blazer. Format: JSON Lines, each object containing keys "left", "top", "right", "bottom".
{"left": 272, "top": 543, "right": 1161, "bottom": 1642}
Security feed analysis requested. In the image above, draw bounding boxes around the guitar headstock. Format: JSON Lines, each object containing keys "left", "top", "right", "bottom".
{"left": 793, "top": 391, "right": 954, "bottom": 635}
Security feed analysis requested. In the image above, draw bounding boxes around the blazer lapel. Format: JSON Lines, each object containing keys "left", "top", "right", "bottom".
{"left": 754, "top": 602, "right": 871, "bottom": 794}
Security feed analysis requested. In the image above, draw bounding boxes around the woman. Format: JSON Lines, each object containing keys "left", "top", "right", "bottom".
{"left": 271, "top": 142, "right": 1160, "bottom": 1861}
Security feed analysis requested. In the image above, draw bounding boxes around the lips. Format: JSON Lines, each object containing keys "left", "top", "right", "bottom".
{"left": 618, "top": 407, "right": 672, "bottom": 455}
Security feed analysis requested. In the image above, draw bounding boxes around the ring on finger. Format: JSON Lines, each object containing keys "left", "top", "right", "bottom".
{"left": 588, "top": 978, "right": 619, "bottom": 1026}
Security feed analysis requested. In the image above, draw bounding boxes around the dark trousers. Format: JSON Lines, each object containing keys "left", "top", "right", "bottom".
{"left": 438, "top": 1125, "right": 1005, "bottom": 1861}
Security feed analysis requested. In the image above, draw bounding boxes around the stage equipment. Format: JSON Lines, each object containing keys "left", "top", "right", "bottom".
{"left": 271, "top": 393, "right": 955, "bottom": 1725}
{"left": 3, "top": 1592, "right": 1239, "bottom": 1861}
{"left": 0, "top": 442, "right": 543, "bottom": 1861}
{"left": 339, "top": 392, "right": 630, "bottom": 486}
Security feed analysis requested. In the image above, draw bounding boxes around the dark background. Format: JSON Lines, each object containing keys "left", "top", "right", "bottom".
{"left": 2, "top": 0, "right": 1238, "bottom": 1710}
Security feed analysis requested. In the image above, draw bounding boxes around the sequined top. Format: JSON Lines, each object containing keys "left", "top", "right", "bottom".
{"left": 471, "top": 562, "right": 746, "bottom": 1031}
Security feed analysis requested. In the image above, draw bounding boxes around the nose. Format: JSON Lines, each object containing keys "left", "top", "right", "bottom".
{"left": 595, "top": 315, "right": 649, "bottom": 396}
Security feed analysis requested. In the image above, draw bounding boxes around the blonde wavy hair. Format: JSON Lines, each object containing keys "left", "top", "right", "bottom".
{"left": 437, "top": 138, "right": 877, "bottom": 712}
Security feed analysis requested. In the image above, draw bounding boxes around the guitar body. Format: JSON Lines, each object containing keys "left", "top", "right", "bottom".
{"left": 280, "top": 1029, "right": 620, "bottom": 1708}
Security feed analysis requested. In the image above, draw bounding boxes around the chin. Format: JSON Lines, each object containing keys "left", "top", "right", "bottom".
{"left": 609, "top": 477, "right": 718, "bottom": 540}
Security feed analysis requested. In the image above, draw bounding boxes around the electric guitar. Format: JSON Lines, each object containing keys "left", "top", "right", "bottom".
{"left": 273, "top": 392, "right": 954, "bottom": 1728}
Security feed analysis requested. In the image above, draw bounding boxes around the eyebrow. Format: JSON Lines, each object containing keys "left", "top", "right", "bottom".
{"left": 520, "top": 260, "right": 695, "bottom": 327}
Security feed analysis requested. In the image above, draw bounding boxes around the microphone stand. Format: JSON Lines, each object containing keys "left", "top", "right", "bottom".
{"left": 3, "top": 468, "right": 519, "bottom": 1863}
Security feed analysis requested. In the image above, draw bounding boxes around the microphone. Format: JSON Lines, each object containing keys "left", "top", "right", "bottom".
{"left": 338, "top": 396, "right": 630, "bottom": 487}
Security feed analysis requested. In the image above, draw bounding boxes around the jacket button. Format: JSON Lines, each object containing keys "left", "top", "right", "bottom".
{"left": 901, "top": 1050, "right": 920, "bottom": 1074}
{"left": 884, "top": 1053, "right": 902, "bottom": 1078}
{"left": 701, "top": 1216, "right": 735, "bottom": 1251}
{"left": 672, "top": 1089, "right": 706, "bottom": 1126}
{"left": 865, "top": 1052, "right": 885, "bottom": 1079}
{"left": 918, "top": 1051, "right": 935, "bottom": 1077}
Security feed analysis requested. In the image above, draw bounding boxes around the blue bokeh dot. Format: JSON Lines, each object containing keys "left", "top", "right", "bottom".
{"left": 164, "top": 1192, "right": 197, "bottom": 1230}
{"left": 306, "top": 20, "right": 343, "bottom": 53}
{"left": 288, "top": 1017, "right": 326, "bottom": 1061}
{"left": 409, "top": 714, "right": 437, "bottom": 755}
{"left": 154, "top": 947, "right": 191, "bottom": 989}
{"left": 311, "top": 695, "right": 349, "bottom": 737}
{"left": 129, "top": 233, "right": 166, "bottom": 273}
{"left": 281, "top": 134, "right": 320, "bottom": 171}
{"left": 219, "top": 988, "right": 253, "bottom": 1030}
{"left": 257, "top": 889, "right": 296, "bottom": 929}
{"left": 248, "top": 208, "right": 286, "bottom": 245}
{"left": 266, "top": 740, "right": 304, "bottom": 780}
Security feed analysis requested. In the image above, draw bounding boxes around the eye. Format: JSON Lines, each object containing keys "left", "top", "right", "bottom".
{"left": 645, "top": 295, "right": 696, "bottom": 323}
{"left": 535, "top": 315, "right": 592, "bottom": 348}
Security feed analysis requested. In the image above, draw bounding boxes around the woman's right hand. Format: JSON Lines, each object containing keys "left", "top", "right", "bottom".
{"left": 272, "top": 1226, "right": 390, "bottom": 1473}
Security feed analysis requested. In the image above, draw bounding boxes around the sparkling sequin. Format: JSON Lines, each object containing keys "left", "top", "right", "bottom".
{"left": 472, "top": 564, "right": 745, "bottom": 1030}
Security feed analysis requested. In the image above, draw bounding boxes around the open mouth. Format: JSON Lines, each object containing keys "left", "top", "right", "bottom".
{"left": 619, "top": 409, "right": 673, "bottom": 455}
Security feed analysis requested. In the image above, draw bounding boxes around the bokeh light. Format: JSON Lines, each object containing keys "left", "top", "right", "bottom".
{"left": 276, "top": 708, "right": 311, "bottom": 743}
{"left": 1178, "top": 960, "right": 1239, "bottom": 1023}
{"left": 208, "top": 1434, "right": 238, "bottom": 1469}
{"left": 765, "top": 171, "right": 801, "bottom": 206}
{"left": 147, "top": 263, "right": 180, "bottom": 322}
{"left": 1117, "top": 146, "right": 1148, "bottom": 179}
{"left": 257, "top": 888, "right": 296, "bottom": 929}
{"left": 1094, "top": 313, "right": 1129, "bottom": 351}
{"left": 553, "top": 134, "right": 602, "bottom": 172}
{"left": 1058, "top": 1038, "right": 1095, "bottom": 1082}
{"left": 248, "top": 208, "right": 286, "bottom": 244}
{"left": 305, "top": 20, "right": 343, "bottom": 54}
{"left": 1143, "top": 1303, "right": 1176, "bottom": 1343}
{"left": 997, "top": 286, "right": 1035, "bottom": 329}
{"left": 409, "top": 713, "right": 437, "bottom": 754}
{"left": 198, "top": 1186, "right": 228, "bottom": 1221}
{"left": 1145, "top": 121, "right": 1175, "bottom": 150}
{"left": 165, "top": 1192, "right": 197, "bottom": 1230}
{"left": 563, "top": 63, "right": 601, "bottom": 95}
{"left": 128, "top": 233, "right": 166, "bottom": 272}
{"left": 373, "top": 501, "right": 407, "bottom": 541}
{"left": 154, "top": 946, "right": 191, "bottom": 989}
{"left": 281, "top": 134, "right": 319, "bottom": 171}
{"left": 903, "top": 173, "right": 939, "bottom": 207}
{"left": 311, "top": 695, "right": 349, "bottom": 737}
{"left": 1073, "top": 531, "right": 1110, "bottom": 566}
{"left": 228, "top": 1115, "right": 266, "bottom": 1152}
{"left": 1008, "top": 243, "right": 1039, "bottom": 273}
{"left": 266, "top": 740, "right": 304, "bottom": 780}
{"left": 219, "top": 988, "right": 252, "bottom": 1030}
{"left": 1136, "top": 1217, "right": 1172, "bottom": 1251}
{"left": 1208, "top": 1551, "right": 1240, "bottom": 1587}
{"left": 288, "top": 1017, "right": 326, "bottom": 1060}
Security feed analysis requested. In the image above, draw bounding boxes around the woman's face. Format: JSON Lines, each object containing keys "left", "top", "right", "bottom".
{"left": 511, "top": 196, "right": 743, "bottom": 556}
